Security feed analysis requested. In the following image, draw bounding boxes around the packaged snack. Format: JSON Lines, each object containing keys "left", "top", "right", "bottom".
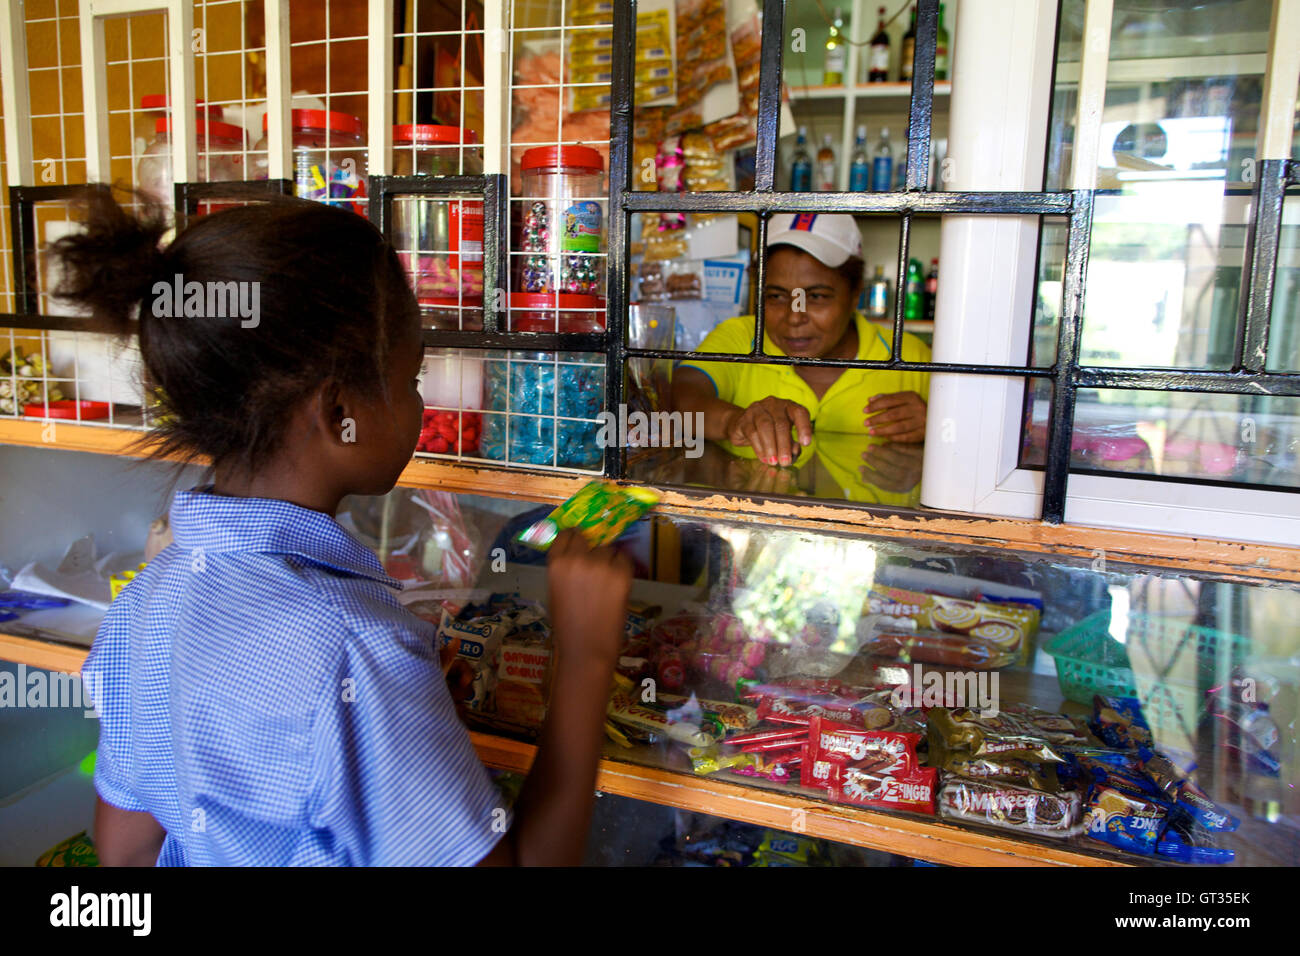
{"left": 722, "top": 726, "right": 807, "bottom": 748}
{"left": 941, "top": 779, "right": 1082, "bottom": 837}
{"left": 928, "top": 708, "right": 1070, "bottom": 763}
{"left": 652, "top": 692, "right": 758, "bottom": 730}
{"left": 1090, "top": 695, "right": 1154, "bottom": 750}
{"left": 863, "top": 584, "right": 1040, "bottom": 650}
{"left": 838, "top": 764, "right": 938, "bottom": 813}
{"left": 1002, "top": 702, "right": 1094, "bottom": 746}
{"left": 1083, "top": 783, "right": 1168, "bottom": 854}
{"left": 756, "top": 831, "right": 818, "bottom": 865}
{"left": 610, "top": 690, "right": 718, "bottom": 747}
{"left": 857, "top": 625, "right": 1019, "bottom": 670}
{"left": 932, "top": 743, "right": 1062, "bottom": 792}
{"left": 803, "top": 717, "right": 936, "bottom": 813}
{"left": 1156, "top": 817, "right": 1235, "bottom": 865}
{"left": 756, "top": 691, "right": 894, "bottom": 729}
{"left": 805, "top": 717, "right": 921, "bottom": 775}
{"left": 517, "top": 480, "right": 660, "bottom": 550}
{"left": 437, "top": 610, "right": 513, "bottom": 713}
{"left": 496, "top": 622, "right": 552, "bottom": 729}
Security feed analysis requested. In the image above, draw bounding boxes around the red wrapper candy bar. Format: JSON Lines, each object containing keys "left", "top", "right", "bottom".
{"left": 801, "top": 717, "right": 935, "bottom": 813}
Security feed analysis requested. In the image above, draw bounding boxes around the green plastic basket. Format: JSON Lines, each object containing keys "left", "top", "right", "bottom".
{"left": 1043, "top": 610, "right": 1252, "bottom": 732}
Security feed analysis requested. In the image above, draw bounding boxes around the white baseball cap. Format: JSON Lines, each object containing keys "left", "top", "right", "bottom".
{"left": 766, "top": 213, "right": 862, "bottom": 268}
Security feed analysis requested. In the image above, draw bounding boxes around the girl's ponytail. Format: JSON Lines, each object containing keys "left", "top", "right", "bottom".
{"left": 50, "top": 192, "right": 169, "bottom": 334}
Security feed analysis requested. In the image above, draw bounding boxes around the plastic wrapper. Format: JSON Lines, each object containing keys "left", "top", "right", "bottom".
{"left": 857, "top": 623, "right": 1019, "bottom": 670}
{"left": 517, "top": 480, "right": 660, "bottom": 550}
{"left": 1090, "top": 694, "right": 1154, "bottom": 750}
{"left": 674, "top": 0, "right": 731, "bottom": 106}
{"left": 939, "top": 778, "right": 1082, "bottom": 837}
{"left": 1083, "top": 781, "right": 1168, "bottom": 854}
{"left": 436, "top": 610, "right": 513, "bottom": 714}
{"left": 803, "top": 717, "right": 936, "bottom": 813}
{"left": 609, "top": 689, "right": 718, "bottom": 747}
{"left": 495, "top": 607, "right": 552, "bottom": 729}
{"left": 932, "top": 741, "right": 1062, "bottom": 792}
{"left": 927, "top": 707, "right": 1070, "bottom": 763}
{"left": 863, "top": 583, "right": 1040, "bottom": 653}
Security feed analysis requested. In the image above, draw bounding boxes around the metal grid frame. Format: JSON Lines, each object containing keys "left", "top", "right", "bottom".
{"left": 597, "top": 0, "right": 1300, "bottom": 524}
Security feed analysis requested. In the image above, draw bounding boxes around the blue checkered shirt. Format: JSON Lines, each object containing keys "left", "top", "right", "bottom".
{"left": 82, "top": 488, "right": 508, "bottom": 866}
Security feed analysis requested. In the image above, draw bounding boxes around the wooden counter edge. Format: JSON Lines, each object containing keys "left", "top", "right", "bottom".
{"left": 467, "top": 731, "right": 1131, "bottom": 868}
{"left": 3, "top": 418, "right": 1297, "bottom": 582}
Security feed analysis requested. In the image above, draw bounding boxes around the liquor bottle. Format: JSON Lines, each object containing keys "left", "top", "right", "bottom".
{"left": 823, "top": 6, "right": 847, "bottom": 86}
{"left": 871, "top": 127, "right": 893, "bottom": 192}
{"left": 849, "top": 126, "right": 870, "bottom": 191}
{"left": 867, "top": 7, "right": 890, "bottom": 83}
{"left": 867, "top": 265, "right": 890, "bottom": 317}
{"left": 894, "top": 149, "right": 907, "bottom": 189}
{"left": 816, "top": 133, "right": 837, "bottom": 190}
{"left": 900, "top": 6, "right": 916, "bottom": 83}
{"left": 790, "top": 126, "right": 812, "bottom": 191}
{"left": 924, "top": 257, "right": 939, "bottom": 321}
{"left": 935, "top": 3, "right": 950, "bottom": 81}
{"left": 903, "top": 257, "right": 924, "bottom": 321}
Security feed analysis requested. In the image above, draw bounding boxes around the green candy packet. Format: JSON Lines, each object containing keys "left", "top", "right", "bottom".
{"left": 517, "top": 481, "right": 661, "bottom": 551}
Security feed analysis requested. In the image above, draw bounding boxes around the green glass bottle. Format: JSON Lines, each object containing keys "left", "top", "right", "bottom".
{"left": 935, "top": 3, "right": 950, "bottom": 81}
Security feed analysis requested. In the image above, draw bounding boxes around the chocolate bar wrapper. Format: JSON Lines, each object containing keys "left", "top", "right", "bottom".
{"left": 940, "top": 778, "right": 1082, "bottom": 837}
{"left": 928, "top": 707, "right": 1070, "bottom": 764}
{"left": 1090, "top": 695, "right": 1154, "bottom": 750}
{"left": 1083, "top": 782, "right": 1169, "bottom": 854}
{"left": 835, "top": 765, "right": 938, "bottom": 814}
{"left": 932, "top": 740, "right": 1062, "bottom": 792}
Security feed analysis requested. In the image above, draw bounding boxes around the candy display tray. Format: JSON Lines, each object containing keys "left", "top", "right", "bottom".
{"left": 1044, "top": 610, "right": 1253, "bottom": 731}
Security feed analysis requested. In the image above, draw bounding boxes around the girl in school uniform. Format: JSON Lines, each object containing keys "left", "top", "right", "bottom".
{"left": 58, "top": 196, "right": 629, "bottom": 866}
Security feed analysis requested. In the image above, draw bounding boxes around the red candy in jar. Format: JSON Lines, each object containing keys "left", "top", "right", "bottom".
{"left": 417, "top": 408, "right": 481, "bottom": 455}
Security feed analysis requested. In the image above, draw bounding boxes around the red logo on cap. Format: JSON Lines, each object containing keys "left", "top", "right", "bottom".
{"left": 791, "top": 213, "right": 818, "bottom": 232}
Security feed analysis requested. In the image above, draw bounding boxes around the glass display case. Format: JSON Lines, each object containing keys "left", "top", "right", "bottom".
{"left": 0, "top": 0, "right": 1297, "bottom": 871}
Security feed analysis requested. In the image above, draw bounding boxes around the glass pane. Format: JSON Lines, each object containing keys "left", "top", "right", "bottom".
{"left": 1266, "top": 194, "right": 1300, "bottom": 372}
{"left": 1021, "top": 387, "right": 1300, "bottom": 489}
{"left": 1044, "top": 0, "right": 1274, "bottom": 371}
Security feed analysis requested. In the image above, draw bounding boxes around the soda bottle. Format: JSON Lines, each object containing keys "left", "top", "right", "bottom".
{"left": 790, "top": 126, "right": 812, "bottom": 192}
{"left": 871, "top": 127, "right": 893, "bottom": 192}
{"left": 900, "top": 6, "right": 917, "bottom": 82}
{"left": 867, "top": 265, "right": 891, "bottom": 317}
{"left": 924, "top": 258, "right": 939, "bottom": 321}
{"left": 849, "top": 126, "right": 869, "bottom": 192}
{"left": 904, "top": 257, "right": 923, "bottom": 320}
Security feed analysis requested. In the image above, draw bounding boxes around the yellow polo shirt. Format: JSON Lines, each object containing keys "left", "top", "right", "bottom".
{"left": 678, "top": 312, "right": 931, "bottom": 458}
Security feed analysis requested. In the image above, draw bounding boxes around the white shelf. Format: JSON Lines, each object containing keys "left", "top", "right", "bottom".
{"left": 788, "top": 81, "right": 951, "bottom": 103}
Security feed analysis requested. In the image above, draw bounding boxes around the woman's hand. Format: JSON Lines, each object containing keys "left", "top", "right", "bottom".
{"left": 724, "top": 397, "right": 814, "bottom": 466}
{"left": 864, "top": 391, "right": 927, "bottom": 443}
{"left": 860, "top": 441, "right": 925, "bottom": 492}
{"left": 547, "top": 529, "right": 632, "bottom": 667}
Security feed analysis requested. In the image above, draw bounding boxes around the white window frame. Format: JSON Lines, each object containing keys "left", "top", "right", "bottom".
{"left": 921, "top": 0, "right": 1300, "bottom": 546}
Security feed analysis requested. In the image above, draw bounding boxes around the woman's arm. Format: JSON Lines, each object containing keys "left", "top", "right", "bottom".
{"left": 93, "top": 796, "right": 166, "bottom": 866}
{"left": 671, "top": 367, "right": 743, "bottom": 441}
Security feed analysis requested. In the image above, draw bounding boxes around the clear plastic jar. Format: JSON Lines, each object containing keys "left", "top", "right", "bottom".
{"left": 507, "top": 292, "right": 605, "bottom": 333}
{"left": 480, "top": 350, "right": 605, "bottom": 469}
{"left": 392, "top": 125, "right": 485, "bottom": 327}
{"left": 417, "top": 349, "right": 483, "bottom": 456}
{"left": 136, "top": 115, "right": 244, "bottom": 207}
{"left": 516, "top": 145, "right": 606, "bottom": 298}
{"left": 252, "top": 109, "right": 367, "bottom": 214}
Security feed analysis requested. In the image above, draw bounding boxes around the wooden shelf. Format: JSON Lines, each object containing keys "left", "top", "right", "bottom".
{"left": 470, "top": 731, "right": 1130, "bottom": 867}
{"left": 788, "top": 81, "right": 951, "bottom": 103}
{"left": 0, "top": 630, "right": 90, "bottom": 672}
{"left": 3, "top": 416, "right": 1299, "bottom": 583}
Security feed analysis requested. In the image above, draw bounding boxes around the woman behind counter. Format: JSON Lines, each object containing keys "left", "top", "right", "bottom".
{"left": 672, "top": 213, "right": 931, "bottom": 467}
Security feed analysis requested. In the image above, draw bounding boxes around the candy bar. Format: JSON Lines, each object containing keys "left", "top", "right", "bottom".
{"left": 517, "top": 481, "right": 659, "bottom": 550}
{"left": 1083, "top": 783, "right": 1168, "bottom": 854}
{"left": 928, "top": 708, "right": 1070, "bottom": 763}
{"left": 940, "top": 779, "right": 1082, "bottom": 837}
{"left": 609, "top": 690, "right": 717, "bottom": 748}
{"left": 1090, "top": 695, "right": 1153, "bottom": 750}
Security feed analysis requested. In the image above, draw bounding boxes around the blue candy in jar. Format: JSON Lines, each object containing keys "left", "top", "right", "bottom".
{"left": 481, "top": 351, "right": 603, "bottom": 468}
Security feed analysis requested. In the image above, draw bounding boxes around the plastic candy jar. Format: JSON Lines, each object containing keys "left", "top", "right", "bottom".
{"left": 508, "top": 292, "right": 606, "bottom": 333}
{"left": 136, "top": 113, "right": 244, "bottom": 207}
{"left": 252, "top": 109, "right": 367, "bottom": 214}
{"left": 392, "top": 125, "right": 485, "bottom": 328}
{"left": 516, "top": 145, "right": 605, "bottom": 298}
{"left": 417, "top": 349, "right": 483, "bottom": 456}
{"left": 480, "top": 350, "right": 605, "bottom": 469}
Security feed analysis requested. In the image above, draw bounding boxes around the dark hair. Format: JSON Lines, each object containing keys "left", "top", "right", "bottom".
{"left": 53, "top": 194, "right": 417, "bottom": 476}
{"left": 767, "top": 243, "right": 865, "bottom": 295}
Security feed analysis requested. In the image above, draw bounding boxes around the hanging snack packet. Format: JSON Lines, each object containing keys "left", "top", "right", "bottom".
{"left": 517, "top": 481, "right": 660, "bottom": 550}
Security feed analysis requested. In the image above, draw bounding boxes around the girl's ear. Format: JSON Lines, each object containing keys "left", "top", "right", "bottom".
{"left": 312, "top": 379, "right": 353, "bottom": 446}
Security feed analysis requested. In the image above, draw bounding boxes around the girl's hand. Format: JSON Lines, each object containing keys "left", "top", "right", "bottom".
{"left": 724, "top": 397, "right": 814, "bottom": 466}
{"left": 864, "top": 391, "right": 927, "bottom": 443}
{"left": 547, "top": 529, "right": 632, "bottom": 666}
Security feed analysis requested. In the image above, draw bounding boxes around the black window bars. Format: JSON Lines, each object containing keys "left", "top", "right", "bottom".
{"left": 4, "top": 0, "right": 1297, "bottom": 526}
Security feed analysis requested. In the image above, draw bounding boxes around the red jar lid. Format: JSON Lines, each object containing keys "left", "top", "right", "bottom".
{"left": 520, "top": 145, "right": 604, "bottom": 172}
{"left": 22, "top": 400, "right": 110, "bottom": 420}
{"left": 156, "top": 117, "right": 247, "bottom": 142}
{"left": 394, "top": 124, "right": 478, "bottom": 145}
{"left": 262, "top": 109, "right": 364, "bottom": 137}
{"left": 509, "top": 293, "right": 606, "bottom": 332}
{"left": 140, "top": 95, "right": 220, "bottom": 118}
{"left": 510, "top": 293, "right": 604, "bottom": 310}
